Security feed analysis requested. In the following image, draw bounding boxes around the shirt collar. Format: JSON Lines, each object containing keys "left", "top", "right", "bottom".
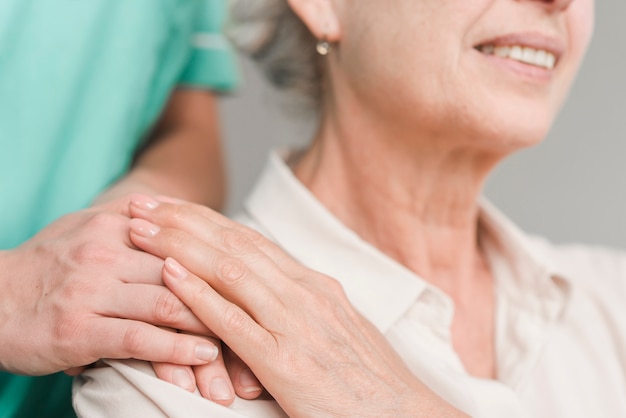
{"left": 478, "top": 199, "right": 573, "bottom": 387}
{"left": 243, "top": 151, "right": 572, "bottom": 333}
{"left": 478, "top": 198, "right": 573, "bottom": 305}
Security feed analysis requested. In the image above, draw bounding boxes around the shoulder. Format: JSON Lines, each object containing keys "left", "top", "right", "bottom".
{"left": 529, "top": 236, "right": 626, "bottom": 328}
{"left": 73, "top": 360, "right": 286, "bottom": 418}
{"left": 534, "top": 236, "right": 626, "bottom": 290}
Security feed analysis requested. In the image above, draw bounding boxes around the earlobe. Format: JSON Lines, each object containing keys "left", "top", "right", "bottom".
{"left": 287, "top": 0, "right": 342, "bottom": 42}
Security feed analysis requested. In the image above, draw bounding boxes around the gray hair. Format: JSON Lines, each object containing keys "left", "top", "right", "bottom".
{"left": 226, "top": 0, "right": 323, "bottom": 111}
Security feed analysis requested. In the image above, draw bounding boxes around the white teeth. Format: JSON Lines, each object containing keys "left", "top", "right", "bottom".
{"left": 478, "top": 44, "right": 556, "bottom": 70}
{"left": 510, "top": 46, "right": 523, "bottom": 61}
{"left": 522, "top": 47, "right": 535, "bottom": 63}
{"left": 535, "top": 49, "right": 547, "bottom": 65}
{"left": 545, "top": 53, "right": 556, "bottom": 69}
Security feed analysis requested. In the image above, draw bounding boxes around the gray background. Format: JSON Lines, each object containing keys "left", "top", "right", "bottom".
{"left": 218, "top": 2, "right": 626, "bottom": 248}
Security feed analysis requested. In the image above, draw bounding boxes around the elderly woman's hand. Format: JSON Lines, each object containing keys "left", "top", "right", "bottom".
{"left": 128, "top": 194, "right": 468, "bottom": 418}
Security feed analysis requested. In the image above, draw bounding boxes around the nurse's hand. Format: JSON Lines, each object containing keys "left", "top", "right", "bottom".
{"left": 0, "top": 195, "right": 261, "bottom": 405}
{"left": 128, "top": 195, "right": 468, "bottom": 418}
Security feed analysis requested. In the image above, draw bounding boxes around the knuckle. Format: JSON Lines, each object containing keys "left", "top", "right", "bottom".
{"left": 58, "top": 278, "right": 93, "bottom": 303}
{"left": 215, "top": 257, "right": 248, "bottom": 288}
{"left": 301, "top": 274, "right": 347, "bottom": 306}
{"left": 309, "top": 291, "right": 335, "bottom": 313}
{"left": 166, "top": 204, "right": 192, "bottom": 227}
{"left": 220, "top": 229, "right": 253, "bottom": 255}
{"left": 153, "top": 290, "right": 185, "bottom": 325}
{"left": 51, "top": 314, "right": 96, "bottom": 365}
{"left": 322, "top": 275, "right": 347, "bottom": 297}
{"left": 52, "top": 314, "right": 82, "bottom": 344}
{"left": 234, "top": 225, "right": 265, "bottom": 246}
{"left": 220, "top": 305, "right": 249, "bottom": 334}
{"left": 86, "top": 212, "right": 122, "bottom": 231}
{"left": 68, "top": 241, "right": 116, "bottom": 266}
{"left": 167, "top": 337, "right": 187, "bottom": 363}
{"left": 304, "top": 283, "right": 349, "bottom": 318}
{"left": 317, "top": 277, "right": 361, "bottom": 321}
{"left": 121, "top": 325, "right": 145, "bottom": 356}
{"left": 51, "top": 316, "right": 86, "bottom": 364}
{"left": 248, "top": 231, "right": 269, "bottom": 249}
{"left": 158, "top": 229, "right": 187, "bottom": 255}
{"left": 193, "top": 284, "right": 217, "bottom": 308}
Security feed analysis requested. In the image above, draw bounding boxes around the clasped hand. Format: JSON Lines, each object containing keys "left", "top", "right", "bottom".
{"left": 128, "top": 194, "right": 468, "bottom": 418}
{"left": 0, "top": 196, "right": 260, "bottom": 404}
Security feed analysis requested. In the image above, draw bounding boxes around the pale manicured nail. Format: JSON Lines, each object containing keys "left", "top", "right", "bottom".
{"left": 239, "top": 368, "right": 262, "bottom": 393}
{"left": 155, "top": 195, "right": 185, "bottom": 204}
{"left": 172, "top": 368, "right": 194, "bottom": 392}
{"left": 130, "top": 218, "right": 160, "bottom": 238}
{"left": 131, "top": 194, "right": 160, "bottom": 210}
{"left": 210, "top": 378, "right": 233, "bottom": 401}
{"left": 165, "top": 258, "right": 188, "bottom": 280}
{"left": 195, "top": 344, "right": 218, "bottom": 362}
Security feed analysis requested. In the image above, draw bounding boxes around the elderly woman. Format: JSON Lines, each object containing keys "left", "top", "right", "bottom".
{"left": 74, "top": 0, "right": 625, "bottom": 416}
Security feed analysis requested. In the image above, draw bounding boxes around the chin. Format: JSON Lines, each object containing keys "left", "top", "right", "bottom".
{"left": 465, "top": 112, "right": 554, "bottom": 154}
{"left": 469, "top": 94, "right": 559, "bottom": 153}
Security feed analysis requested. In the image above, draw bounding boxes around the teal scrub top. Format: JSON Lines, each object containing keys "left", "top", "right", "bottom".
{"left": 0, "top": 0, "right": 237, "bottom": 416}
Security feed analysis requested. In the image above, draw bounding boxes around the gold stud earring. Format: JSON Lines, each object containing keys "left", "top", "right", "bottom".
{"left": 316, "top": 37, "right": 331, "bottom": 56}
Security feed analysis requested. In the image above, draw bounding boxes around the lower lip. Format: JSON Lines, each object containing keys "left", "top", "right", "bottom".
{"left": 475, "top": 50, "right": 554, "bottom": 83}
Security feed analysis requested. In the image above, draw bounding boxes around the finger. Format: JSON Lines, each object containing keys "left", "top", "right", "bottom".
{"left": 193, "top": 342, "right": 236, "bottom": 405}
{"left": 130, "top": 223, "right": 286, "bottom": 320}
{"left": 131, "top": 214, "right": 288, "bottom": 289}
{"left": 130, "top": 197, "right": 303, "bottom": 274}
{"left": 76, "top": 209, "right": 136, "bottom": 250}
{"left": 160, "top": 258, "right": 272, "bottom": 370}
{"left": 153, "top": 336, "right": 236, "bottom": 400}
{"left": 115, "top": 250, "right": 165, "bottom": 285}
{"left": 73, "top": 230, "right": 165, "bottom": 285}
{"left": 130, "top": 194, "right": 227, "bottom": 229}
{"left": 223, "top": 346, "right": 263, "bottom": 400}
{"left": 152, "top": 363, "right": 197, "bottom": 393}
{"left": 98, "top": 283, "right": 211, "bottom": 335}
{"left": 84, "top": 318, "right": 219, "bottom": 366}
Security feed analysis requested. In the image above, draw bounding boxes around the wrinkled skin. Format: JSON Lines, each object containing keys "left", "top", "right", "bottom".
{"left": 128, "top": 196, "right": 468, "bottom": 418}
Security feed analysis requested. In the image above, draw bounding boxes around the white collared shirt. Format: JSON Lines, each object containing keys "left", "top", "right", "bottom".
{"left": 73, "top": 152, "right": 626, "bottom": 417}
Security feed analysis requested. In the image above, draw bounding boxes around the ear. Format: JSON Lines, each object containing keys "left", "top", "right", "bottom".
{"left": 287, "top": 0, "right": 342, "bottom": 42}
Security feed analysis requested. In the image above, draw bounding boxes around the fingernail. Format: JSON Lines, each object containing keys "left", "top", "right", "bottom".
{"left": 155, "top": 195, "right": 185, "bottom": 204}
{"left": 195, "top": 344, "right": 219, "bottom": 362}
{"left": 129, "top": 218, "right": 160, "bottom": 238}
{"left": 172, "top": 368, "right": 195, "bottom": 392}
{"left": 131, "top": 194, "right": 160, "bottom": 210}
{"left": 239, "top": 368, "right": 262, "bottom": 393}
{"left": 210, "top": 378, "right": 233, "bottom": 401}
{"left": 165, "top": 258, "right": 188, "bottom": 280}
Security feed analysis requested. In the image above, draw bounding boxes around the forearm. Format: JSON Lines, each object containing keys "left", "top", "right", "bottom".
{"left": 94, "top": 146, "right": 225, "bottom": 209}
{"left": 94, "top": 90, "right": 226, "bottom": 210}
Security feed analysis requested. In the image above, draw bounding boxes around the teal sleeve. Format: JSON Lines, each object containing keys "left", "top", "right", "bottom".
{"left": 178, "top": 0, "right": 239, "bottom": 91}
{"left": 0, "top": 373, "right": 75, "bottom": 418}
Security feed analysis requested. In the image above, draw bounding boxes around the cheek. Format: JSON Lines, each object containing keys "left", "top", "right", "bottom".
{"left": 549, "top": 0, "right": 595, "bottom": 113}
{"left": 569, "top": 0, "right": 595, "bottom": 64}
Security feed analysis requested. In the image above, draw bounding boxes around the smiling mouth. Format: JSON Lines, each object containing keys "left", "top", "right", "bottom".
{"left": 475, "top": 44, "right": 556, "bottom": 70}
